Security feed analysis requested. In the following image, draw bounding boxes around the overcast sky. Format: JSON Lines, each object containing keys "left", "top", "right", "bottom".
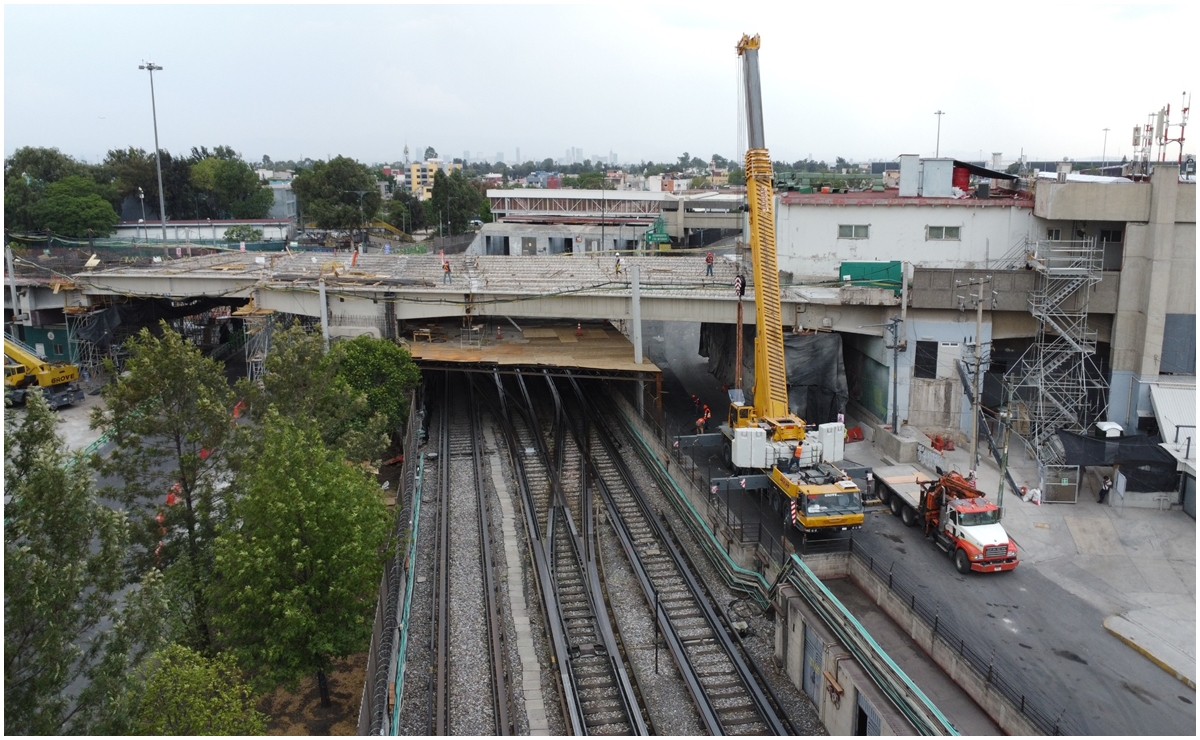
{"left": 4, "top": 2, "right": 1196, "bottom": 168}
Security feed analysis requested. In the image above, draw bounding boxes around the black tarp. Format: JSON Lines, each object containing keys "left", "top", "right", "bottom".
{"left": 1057, "top": 430, "right": 1179, "bottom": 492}
{"left": 699, "top": 323, "right": 848, "bottom": 426}
{"left": 76, "top": 297, "right": 245, "bottom": 347}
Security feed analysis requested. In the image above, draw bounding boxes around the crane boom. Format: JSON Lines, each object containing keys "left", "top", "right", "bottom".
{"left": 722, "top": 35, "right": 864, "bottom": 535}
{"left": 736, "top": 34, "right": 796, "bottom": 427}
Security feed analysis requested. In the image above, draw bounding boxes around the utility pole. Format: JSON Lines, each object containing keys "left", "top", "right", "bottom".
{"left": 960, "top": 276, "right": 994, "bottom": 475}
{"left": 139, "top": 61, "right": 169, "bottom": 244}
{"left": 995, "top": 377, "right": 1015, "bottom": 519}
{"left": 934, "top": 110, "right": 945, "bottom": 157}
{"left": 887, "top": 317, "right": 901, "bottom": 432}
{"left": 1102, "top": 127, "right": 1110, "bottom": 172}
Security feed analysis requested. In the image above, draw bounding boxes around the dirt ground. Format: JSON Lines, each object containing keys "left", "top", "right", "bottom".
{"left": 258, "top": 653, "right": 367, "bottom": 735}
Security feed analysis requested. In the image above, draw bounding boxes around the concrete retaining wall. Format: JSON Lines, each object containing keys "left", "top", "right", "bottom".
{"left": 847, "top": 555, "right": 1041, "bottom": 735}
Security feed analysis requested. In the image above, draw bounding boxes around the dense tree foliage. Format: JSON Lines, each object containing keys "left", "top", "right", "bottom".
{"left": 428, "top": 169, "right": 486, "bottom": 235}
{"left": 30, "top": 175, "right": 120, "bottom": 236}
{"left": 211, "top": 411, "right": 388, "bottom": 705}
{"left": 190, "top": 155, "right": 274, "bottom": 219}
{"left": 333, "top": 334, "right": 422, "bottom": 434}
{"left": 129, "top": 644, "right": 267, "bottom": 735}
{"left": 91, "top": 323, "right": 236, "bottom": 650}
{"left": 223, "top": 224, "right": 264, "bottom": 243}
{"left": 5, "top": 394, "right": 167, "bottom": 734}
{"left": 291, "top": 156, "right": 382, "bottom": 229}
{"left": 238, "top": 323, "right": 391, "bottom": 463}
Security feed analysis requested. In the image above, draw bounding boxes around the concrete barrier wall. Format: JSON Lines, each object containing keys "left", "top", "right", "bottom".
{"left": 775, "top": 583, "right": 915, "bottom": 735}
{"left": 876, "top": 430, "right": 918, "bottom": 463}
{"left": 847, "top": 555, "right": 1041, "bottom": 735}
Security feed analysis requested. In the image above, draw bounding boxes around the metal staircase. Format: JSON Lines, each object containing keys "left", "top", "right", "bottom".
{"left": 1010, "top": 238, "right": 1107, "bottom": 463}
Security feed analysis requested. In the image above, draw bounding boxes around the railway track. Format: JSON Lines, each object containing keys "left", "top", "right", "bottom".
{"left": 491, "top": 373, "right": 646, "bottom": 735}
{"left": 561, "top": 375, "right": 788, "bottom": 736}
{"left": 428, "top": 375, "right": 511, "bottom": 735}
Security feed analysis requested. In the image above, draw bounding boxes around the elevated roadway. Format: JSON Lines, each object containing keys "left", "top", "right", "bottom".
{"left": 73, "top": 252, "right": 900, "bottom": 334}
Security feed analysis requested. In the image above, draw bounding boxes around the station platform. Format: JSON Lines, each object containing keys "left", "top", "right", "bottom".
{"left": 404, "top": 320, "right": 661, "bottom": 379}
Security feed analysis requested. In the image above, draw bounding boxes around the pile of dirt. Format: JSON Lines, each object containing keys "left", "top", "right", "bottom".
{"left": 258, "top": 653, "right": 367, "bottom": 735}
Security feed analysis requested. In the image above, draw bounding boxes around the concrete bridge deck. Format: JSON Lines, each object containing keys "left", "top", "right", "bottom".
{"left": 73, "top": 252, "right": 899, "bottom": 331}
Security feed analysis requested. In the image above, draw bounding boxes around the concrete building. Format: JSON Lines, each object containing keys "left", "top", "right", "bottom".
{"left": 409, "top": 159, "right": 463, "bottom": 201}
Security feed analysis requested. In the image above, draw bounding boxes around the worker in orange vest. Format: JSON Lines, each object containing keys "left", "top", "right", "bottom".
{"left": 705, "top": 251, "right": 715, "bottom": 276}
{"left": 789, "top": 443, "right": 804, "bottom": 473}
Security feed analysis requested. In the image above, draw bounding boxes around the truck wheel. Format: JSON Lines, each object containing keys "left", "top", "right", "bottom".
{"left": 877, "top": 484, "right": 889, "bottom": 504}
{"left": 889, "top": 496, "right": 902, "bottom": 517}
{"left": 954, "top": 549, "right": 971, "bottom": 575}
{"left": 900, "top": 505, "right": 917, "bottom": 527}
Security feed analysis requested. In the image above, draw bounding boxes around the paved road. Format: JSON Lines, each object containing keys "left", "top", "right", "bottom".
{"left": 643, "top": 319, "right": 1196, "bottom": 736}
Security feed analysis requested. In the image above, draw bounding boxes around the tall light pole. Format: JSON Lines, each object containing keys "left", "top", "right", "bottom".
{"left": 138, "top": 61, "right": 168, "bottom": 243}
{"left": 958, "top": 276, "right": 994, "bottom": 475}
{"left": 1102, "top": 127, "right": 1110, "bottom": 172}
{"left": 934, "top": 110, "right": 945, "bottom": 157}
{"left": 138, "top": 187, "right": 147, "bottom": 243}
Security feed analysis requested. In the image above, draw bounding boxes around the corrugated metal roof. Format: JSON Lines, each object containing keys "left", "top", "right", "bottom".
{"left": 1149, "top": 383, "right": 1196, "bottom": 467}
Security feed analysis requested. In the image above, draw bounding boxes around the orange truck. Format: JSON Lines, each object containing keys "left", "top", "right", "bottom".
{"left": 874, "top": 467, "right": 1019, "bottom": 574}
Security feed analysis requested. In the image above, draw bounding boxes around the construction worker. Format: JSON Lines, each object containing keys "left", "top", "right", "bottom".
{"left": 442, "top": 260, "right": 452, "bottom": 284}
{"left": 705, "top": 251, "right": 714, "bottom": 276}
{"left": 695, "top": 415, "right": 706, "bottom": 435}
{"left": 789, "top": 443, "right": 804, "bottom": 473}
{"left": 614, "top": 254, "right": 623, "bottom": 276}
{"left": 691, "top": 394, "right": 700, "bottom": 414}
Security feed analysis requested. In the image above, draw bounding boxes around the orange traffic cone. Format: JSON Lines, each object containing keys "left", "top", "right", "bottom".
{"left": 576, "top": 322, "right": 582, "bottom": 336}
{"left": 496, "top": 325, "right": 502, "bottom": 340}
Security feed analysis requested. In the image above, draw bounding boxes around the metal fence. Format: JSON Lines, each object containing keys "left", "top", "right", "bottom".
{"left": 359, "top": 389, "right": 423, "bottom": 735}
{"left": 848, "top": 536, "right": 1083, "bottom": 735}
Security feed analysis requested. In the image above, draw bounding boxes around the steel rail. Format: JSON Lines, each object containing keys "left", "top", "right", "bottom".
{"left": 430, "top": 375, "right": 452, "bottom": 735}
{"left": 566, "top": 374, "right": 788, "bottom": 735}
{"left": 511, "top": 372, "right": 647, "bottom": 735}
{"left": 479, "top": 372, "right": 585, "bottom": 735}
{"left": 467, "top": 380, "right": 514, "bottom": 734}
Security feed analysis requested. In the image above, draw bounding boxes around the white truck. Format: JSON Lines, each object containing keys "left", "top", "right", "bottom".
{"left": 873, "top": 466, "right": 1019, "bottom": 574}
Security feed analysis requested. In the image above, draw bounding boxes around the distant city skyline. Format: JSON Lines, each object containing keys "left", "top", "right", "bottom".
{"left": 5, "top": 4, "right": 1195, "bottom": 168}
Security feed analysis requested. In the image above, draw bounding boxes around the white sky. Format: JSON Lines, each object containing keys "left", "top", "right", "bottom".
{"left": 4, "top": 2, "right": 1197, "bottom": 167}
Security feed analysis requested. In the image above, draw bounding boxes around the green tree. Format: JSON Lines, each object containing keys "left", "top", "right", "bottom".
{"left": 4, "top": 146, "right": 90, "bottom": 183}
{"left": 333, "top": 335, "right": 421, "bottom": 434}
{"left": 239, "top": 324, "right": 390, "bottom": 463}
{"left": 91, "top": 323, "right": 236, "bottom": 650}
{"left": 728, "top": 166, "right": 746, "bottom": 186}
{"left": 129, "top": 644, "right": 266, "bottom": 735}
{"left": 190, "top": 155, "right": 273, "bottom": 219}
{"left": 291, "top": 156, "right": 382, "bottom": 230}
{"left": 4, "top": 394, "right": 165, "bottom": 734}
{"left": 712, "top": 154, "right": 730, "bottom": 169}
{"left": 382, "top": 199, "right": 411, "bottom": 234}
{"left": 428, "top": 169, "right": 484, "bottom": 235}
{"left": 30, "top": 175, "right": 120, "bottom": 237}
{"left": 211, "top": 411, "right": 388, "bottom": 705}
{"left": 223, "top": 224, "right": 264, "bottom": 243}
{"left": 3, "top": 173, "right": 45, "bottom": 231}
{"left": 424, "top": 146, "right": 438, "bottom": 160}
{"left": 690, "top": 176, "right": 711, "bottom": 189}
{"left": 387, "top": 190, "right": 426, "bottom": 232}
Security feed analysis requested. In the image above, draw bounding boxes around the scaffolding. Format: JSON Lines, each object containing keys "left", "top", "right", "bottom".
{"left": 233, "top": 301, "right": 276, "bottom": 383}
{"left": 1010, "top": 238, "right": 1107, "bottom": 464}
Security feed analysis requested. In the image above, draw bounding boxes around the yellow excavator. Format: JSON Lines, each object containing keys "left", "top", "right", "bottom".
{"left": 720, "top": 35, "right": 862, "bottom": 534}
{"left": 4, "top": 335, "right": 85, "bottom": 410}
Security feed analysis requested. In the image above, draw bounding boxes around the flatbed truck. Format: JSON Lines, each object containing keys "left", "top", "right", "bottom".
{"left": 873, "top": 466, "right": 1019, "bottom": 574}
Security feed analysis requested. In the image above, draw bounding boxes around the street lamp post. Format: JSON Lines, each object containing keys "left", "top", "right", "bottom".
{"left": 934, "top": 110, "right": 945, "bottom": 157}
{"left": 138, "top": 187, "right": 147, "bottom": 242}
{"left": 138, "top": 61, "right": 169, "bottom": 244}
{"left": 1102, "top": 127, "right": 1110, "bottom": 173}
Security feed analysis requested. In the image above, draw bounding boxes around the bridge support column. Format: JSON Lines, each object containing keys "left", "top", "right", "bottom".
{"left": 318, "top": 278, "right": 330, "bottom": 353}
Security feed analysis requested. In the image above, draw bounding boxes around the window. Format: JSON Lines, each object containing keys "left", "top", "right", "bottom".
{"left": 1100, "top": 229, "right": 1123, "bottom": 243}
{"left": 53, "top": 344, "right": 63, "bottom": 356}
{"left": 838, "top": 224, "right": 869, "bottom": 239}
{"left": 1046, "top": 228, "right": 1061, "bottom": 241}
{"left": 914, "top": 341, "right": 938, "bottom": 379}
{"left": 926, "top": 226, "right": 961, "bottom": 241}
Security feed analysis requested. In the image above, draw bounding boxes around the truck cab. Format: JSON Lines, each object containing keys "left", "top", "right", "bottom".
{"left": 934, "top": 497, "right": 1018, "bottom": 574}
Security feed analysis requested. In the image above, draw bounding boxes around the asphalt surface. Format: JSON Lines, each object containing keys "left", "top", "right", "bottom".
{"left": 643, "top": 319, "right": 1196, "bottom": 737}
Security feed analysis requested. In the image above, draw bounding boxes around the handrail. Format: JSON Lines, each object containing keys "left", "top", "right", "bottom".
{"left": 389, "top": 452, "right": 424, "bottom": 733}
{"left": 776, "top": 555, "right": 959, "bottom": 736}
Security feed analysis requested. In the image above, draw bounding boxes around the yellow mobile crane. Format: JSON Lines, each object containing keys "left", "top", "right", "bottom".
{"left": 4, "top": 336, "right": 85, "bottom": 410}
{"left": 721, "top": 34, "right": 863, "bottom": 533}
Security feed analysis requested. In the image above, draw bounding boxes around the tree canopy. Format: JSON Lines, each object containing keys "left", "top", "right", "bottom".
{"left": 91, "top": 322, "right": 236, "bottom": 650}
{"left": 291, "top": 156, "right": 382, "bottom": 229}
{"left": 30, "top": 176, "right": 120, "bottom": 236}
{"left": 190, "top": 156, "right": 274, "bottom": 219}
{"left": 333, "top": 334, "right": 421, "bottom": 434}
{"left": 428, "top": 169, "right": 486, "bottom": 235}
{"left": 129, "top": 644, "right": 267, "bottom": 735}
{"left": 211, "top": 411, "right": 388, "bottom": 703}
{"left": 5, "top": 394, "right": 165, "bottom": 734}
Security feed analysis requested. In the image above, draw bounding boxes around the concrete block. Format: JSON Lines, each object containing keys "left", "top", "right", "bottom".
{"left": 876, "top": 430, "right": 918, "bottom": 463}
